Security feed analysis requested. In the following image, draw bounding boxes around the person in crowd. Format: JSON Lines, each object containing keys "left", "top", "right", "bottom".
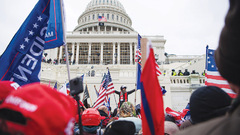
{"left": 191, "top": 70, "right": 196, "bottom": 74}
{"left": 183, "top": 69, "right": 190, "bottom": 76}
{"left": 104, "top": 120, "right": 136, "bottom": 135}
{"left": 98, "top": 105, "right": 110, "bottom": 128}
{"left": 0, "top": 83, "right": 77, "bottom": 135}
{"left": 118, "top": 102, "right": 142, "bottom": 134}
{"left": 190, "top": 86, "right": 231, "bottom": 125}
{"left": 81, "top": 108, "right": 103, "bottom": 135}
{"left": 164, "top": 121, "right": 179, "bottom": 135}
{"left": 176, "top": 1, "right": 240, "bottom": 134}
{"left": 171, "top": 69, "right": 177, "bottom": 76}
{"left": 114, "top": 85, "right": 135, "bottom": 108}
{"left": 178, "top": 70, "right": 183, "bottom": 76}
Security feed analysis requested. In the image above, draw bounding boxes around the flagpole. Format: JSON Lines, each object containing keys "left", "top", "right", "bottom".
{"left": 134, "top": 84, "right": 137, "bottom": 106}
{"left": 86, "top": 82, "right": 93, "bottom": 106}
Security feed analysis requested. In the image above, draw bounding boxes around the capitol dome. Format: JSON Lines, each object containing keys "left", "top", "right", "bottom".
{"left": 74, "top": 0, "right": 134, "bottom": 32}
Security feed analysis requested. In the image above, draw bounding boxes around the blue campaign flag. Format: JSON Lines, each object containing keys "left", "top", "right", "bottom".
{"left": 136, "top": 34, "right": 142, "bottom": 90}
{"left": 0, "top": 0, "right": 65, "bottom": 86}
{"left": 44, "top": 0, "right": 66, "bottom": 49}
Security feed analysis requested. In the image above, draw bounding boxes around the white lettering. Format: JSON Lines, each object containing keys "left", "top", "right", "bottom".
{"left": 5, "top": 95, "right": 38, "bottom": 112}
{"left": 10, "top": 83, "right": 20, "bottom": 90}
{"left": 21, "top": 54, "right": 38, "bottom": 70}
{"left": 45, "top": 31, "right": 54, "bottom": 38}
{"left": 30, "top": 41, "right": 44, "bottom": 57}
{"left": 13, "top": 65, "right": 32, "bottom": 82}
{"left": 40, "top": 27, "right": 47, "bottom": 37}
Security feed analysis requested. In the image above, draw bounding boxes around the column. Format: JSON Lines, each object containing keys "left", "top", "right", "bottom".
{"left": 59, "top": 46, "right": 63, "bottom": 64}
{"left": 104, "top": 26, "right": 106, "bottom": 32}
{"left": 130, "top": 43, "right": 133, "bottom": 65}
{"left": 112, "top": 43, "right": 115, "bottom": 64}
{"left": 71, "top": 43, "right": 75, "bottom": 65}
{"left": 87, "top": 27, "right": 89, "bottom": 32}
{"left": 76, "top": 43, "right": 80, "bottom": 64}
{"left": 117, "top": 42, "right": 120, "bottom": 65}
{"left": 88, "top": 43, "right": 92, "bottom": 64}
{"left": 111, "top": 26, "right": 113, "bottom": 32}
{"left": 100, "top": 42, "right": 104, "bottom": 64}
{"left": 93, "top": 26, "right": 95, "bottom": 32}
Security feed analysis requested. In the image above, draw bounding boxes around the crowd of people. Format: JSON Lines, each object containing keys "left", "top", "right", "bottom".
{"left": 0, "top": 0, "right": 240, "bottom": 134}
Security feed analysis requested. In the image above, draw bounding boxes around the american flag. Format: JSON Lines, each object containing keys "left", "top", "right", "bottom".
{"left": 135, "top": 49, "right": 142, "bottom": 65}
{"left": 205, "top": 46, "right": 236, "bottom": 98}
{"left": 165, "top": 107, "right": 189, "bottom": 127}
{"left": 98, "top": 16, "right": 107, "bottom": 22}
{"left": 93, "top": 70, "right": 114, "bottom": 109}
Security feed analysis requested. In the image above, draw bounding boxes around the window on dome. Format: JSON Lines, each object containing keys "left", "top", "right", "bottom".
{"left": 103, "top": 0, "right": 105, "bottom": 3}
{"left": 120, "top": 43, "right": 130, "bottom": 64}
{"left": 99, "top": 0, "right": 101, "bottom": 3}
{"left": 107, "top": 0, "right": 109, "bottom": 3}
{"left": 112, "top": 14, "right": 114, "bottom": 20}
{"left": 96, "top": 0, "right": 97, "bottom": 4}
{"left": 111, "top": 0, "right": 112, "bottom": 4}
{"left": 107, "top": 14, "right": 109, "bottom": 19}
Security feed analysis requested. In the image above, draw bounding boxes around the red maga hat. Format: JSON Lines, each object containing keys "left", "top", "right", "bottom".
{"left": 0, "top": 83, "right": 77, "bottom": 135}
{"left": 0, "top": 81, "right": 20, "bottom": 101}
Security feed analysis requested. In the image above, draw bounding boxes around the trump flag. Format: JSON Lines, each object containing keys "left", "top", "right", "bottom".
{"left": 0, "top": 0, "right": 66, "bottom": 86}
{"left": 140, "top": 40, "right": 164, "bottom": 135}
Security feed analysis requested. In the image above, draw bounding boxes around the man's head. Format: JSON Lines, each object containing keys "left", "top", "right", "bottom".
{"left": 190, "top": 86, "right": 231, "bottom": 124}
{"left": 98, "top": 105, "right": 108, "bottom": 116}
{"left": 120, "top": 85, "right": 127, "bottom": 93}
{"left": 214, "top": 0, "right": 240, "bottom": 93}
{"left": 82, "top": 108, "right": 101, "bottom": 133}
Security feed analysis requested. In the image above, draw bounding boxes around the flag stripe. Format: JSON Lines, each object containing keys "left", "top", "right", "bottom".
{"left": 205, "top": 47, "right": 236, "bottom": 98}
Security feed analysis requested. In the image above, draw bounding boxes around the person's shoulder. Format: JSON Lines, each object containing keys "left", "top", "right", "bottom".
{"left": 176, "top": 116, "right": 227, "bottom": 135}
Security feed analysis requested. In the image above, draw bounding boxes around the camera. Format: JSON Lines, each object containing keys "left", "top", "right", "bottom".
{"left": 70, "top": 77, "right": 84, "bottom": 96}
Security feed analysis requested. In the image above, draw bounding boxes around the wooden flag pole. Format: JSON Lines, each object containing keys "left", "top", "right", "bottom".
{"left": 141, "top": 38, "right": 148, "bottom": 69}
{"left": 86, "top": 82, "right": 93, "bottom": 106}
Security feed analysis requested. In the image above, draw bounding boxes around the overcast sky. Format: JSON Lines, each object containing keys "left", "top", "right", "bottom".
{"left": 0, "top": 0, "right": 229, "bottom": 55}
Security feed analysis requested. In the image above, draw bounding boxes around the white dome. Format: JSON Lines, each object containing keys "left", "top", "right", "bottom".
{"left": 74, "top": 0, "right": 134, "bottom": 32}
{"left": 86, "top": 0, "right": 126, "bottom": 12}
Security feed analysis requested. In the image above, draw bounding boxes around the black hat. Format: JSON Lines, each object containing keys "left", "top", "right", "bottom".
{"left": 190, "top": 86, "right": 231, "bottom": 124}
{"left": 215, "top": 0, "right": 240, "bottom": 86}
{"left": 104, "top": 120, "right": 136, "bottom": 135}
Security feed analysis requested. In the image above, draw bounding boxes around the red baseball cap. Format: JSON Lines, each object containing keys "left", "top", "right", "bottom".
{"left": 82, "top": 108, "right": 101, "bottom": 126}
{"left": 0, "top": 83, "right": 77, "bottom": 135}
{"left": 0, "top": 81, "right": 20, "bottom": 101}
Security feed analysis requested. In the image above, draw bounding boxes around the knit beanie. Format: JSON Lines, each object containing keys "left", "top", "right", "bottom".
{"left": 215, "top": 0, "right": 240, "bottom": 86}
{"left": 190, "top": 86, "right": 231, "bottom": 124}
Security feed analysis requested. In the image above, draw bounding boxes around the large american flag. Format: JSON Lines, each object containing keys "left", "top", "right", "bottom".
{"left": 93, "top": 70, "right": 114, "bottom": 109}
{"left": 205, "top": 46, "right": 236, "bottom": 98}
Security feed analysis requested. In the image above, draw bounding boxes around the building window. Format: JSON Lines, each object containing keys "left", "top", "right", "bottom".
{"left": 96, "top": 0, "right": 97, "bottom": 4}
{"left": 97, "top": 14, "right": 99, "bottom": 18}
{"left": 91, "top": 43, "right": 101, "bottom": 64}
{"left": 103, "top": 0, "right": 105, "bottom": 3}
{"left": 117, "top": 16, "right": 118, "bottom": 21}
{"left": 93, "top": 14, "right": 95, "bottom": 20}
{"left": 120, "top": 17, "right": 122, "bottom": 22}
{"left": 124, "top": 19, "right": 125, "bottom": 23}
{"left": 107, "top": 14, "right": 109, "bottom": 19}
{"left": 120, "top": 43, "right": 130, "bottom": 64}
{"left": 99, "top": 0, "right": 101, "bottom": 3}
{"left": 103, "top": 43, "right": 113, "bottom": 64}
{"left": 112, "top": 14, "right": 114, "bottom": 20}
{"left": 102, "top": 13, "right": 104, "bottom": 17}
{"left": 79, "top": 43, "right": 89, "bottom": 64}
{"left": 85, "top": 17, "right": 87, "bottom": 22}
{"left": 89, "top": 16, "right": 90, "bottom": 21}
{"left": 111, "top": 0, "right": 112, "bottom": 4}
{"left": 107, "top": 0, "right": 109, "bottom": 3}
